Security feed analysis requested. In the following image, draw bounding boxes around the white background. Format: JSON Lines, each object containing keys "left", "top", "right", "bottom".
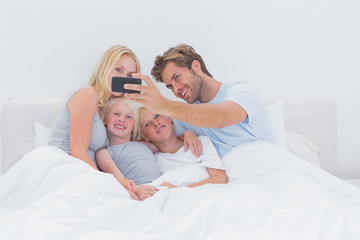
{"left": 0, "top": 0, "right": 359, "bottom": 178}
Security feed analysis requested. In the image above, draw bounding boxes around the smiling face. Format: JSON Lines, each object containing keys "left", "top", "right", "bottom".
{"left": 104, "top": 99, "right": 135, "bottom": 143}
{"left": 108, "top": 54, "right": 137, "bottom": 96}
{"left": 161, "top": 62, "right": 202, "bottom": 103}
{"left": 140, "top": 108, "right": 175, "bottom": 144}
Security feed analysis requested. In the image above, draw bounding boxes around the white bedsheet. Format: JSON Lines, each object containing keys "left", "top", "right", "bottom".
{"left": 0, "top": 144, "right": 359, "bottom": 240}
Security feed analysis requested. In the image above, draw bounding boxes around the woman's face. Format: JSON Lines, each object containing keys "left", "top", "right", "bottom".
{"left": 108, "top": 54, "right": 137, "bottom": 96}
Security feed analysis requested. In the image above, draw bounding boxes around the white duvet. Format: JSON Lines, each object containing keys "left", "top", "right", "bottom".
{"left": 0, "top": 142, "right": 360, "bottom": 240}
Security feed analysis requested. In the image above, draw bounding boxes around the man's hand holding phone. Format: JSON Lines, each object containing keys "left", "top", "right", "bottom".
{"left": 123, "top": 73, "right": 172, "bottom": 116}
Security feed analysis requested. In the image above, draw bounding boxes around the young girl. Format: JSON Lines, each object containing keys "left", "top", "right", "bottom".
{"left": 139, "top": 107, "right": 228, "bottom": 188}
{"left": 96, "top": 96, "right": 161, "bottom": 200}
{"left": 49, "top": 45, "right": 140, "bottom": 170}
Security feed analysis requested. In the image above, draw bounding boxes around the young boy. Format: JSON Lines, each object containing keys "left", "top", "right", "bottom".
{"left": 139, "top": 107, "right": 227, "bottom": 188}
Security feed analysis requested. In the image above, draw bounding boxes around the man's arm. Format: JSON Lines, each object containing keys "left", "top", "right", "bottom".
{"left": 124, "top": 74, "right": 247, "bottom": 128}
{"left": 166, "top": 100, "right": 247, "bottom": 128}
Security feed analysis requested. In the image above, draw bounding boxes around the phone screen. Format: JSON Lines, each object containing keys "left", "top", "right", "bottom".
{"left": 111, "top": 77, "right": 141, "bottom": 93}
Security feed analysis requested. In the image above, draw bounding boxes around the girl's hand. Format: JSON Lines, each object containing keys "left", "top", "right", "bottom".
{"left": 118, "top": 177, "right": 135, "bottom": 190}
{"left": 118, "top": 178, "right": 139, "bottom": 200}
{"left": 160, "top": 181, "right": 178, "bottom": 189}
{"left": 183, "top": 130, "right": 202, "bottom": 158}
{"left": 125, "top": 189, "right": 140, "bottom": 200}
{"left": 133, "top": 185, "right": 159, "bottom": 201}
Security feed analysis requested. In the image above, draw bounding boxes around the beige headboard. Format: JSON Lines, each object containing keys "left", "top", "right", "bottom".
{"left": 0, "top": 99, "right": 62, "bottom": 173}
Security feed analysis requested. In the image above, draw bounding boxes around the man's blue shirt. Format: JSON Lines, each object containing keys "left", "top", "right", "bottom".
{"left": 174, "top": 81, "right": 275, "bottom": 158}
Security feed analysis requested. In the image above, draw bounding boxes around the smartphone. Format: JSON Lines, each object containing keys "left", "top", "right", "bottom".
{"left": 111, "top": 76, "right": 141, "bottom": 93}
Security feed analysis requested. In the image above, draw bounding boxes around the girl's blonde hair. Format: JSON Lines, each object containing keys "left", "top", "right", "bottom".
{"left": 101, "top": 96, "right": 142, "bottom": 141}
{"left": 88, "top": 45, "right": 141, "bottom": 108}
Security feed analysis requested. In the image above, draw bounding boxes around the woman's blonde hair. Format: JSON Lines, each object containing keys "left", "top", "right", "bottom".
{"left": 100, "top": 96, "right": 142, "bottom": 141}
{"left": 88, "top": 45, "right": 141, "bottom": 108}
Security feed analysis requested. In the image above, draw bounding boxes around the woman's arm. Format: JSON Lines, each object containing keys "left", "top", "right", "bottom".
{"left": 67, "top": 88, "right": 99, "bottom": 170}
{"left": 96, "top": 148, "right": 139, "bottom": 200}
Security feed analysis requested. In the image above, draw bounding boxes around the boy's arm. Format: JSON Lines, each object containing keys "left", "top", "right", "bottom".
{"left": 186, "top": 168, "right": 227, "bottom": 188}
{"left": 178, "top": 130, "right": 203, "bottom": 158}
{"left": 160, "top": 168, "right": 227, "bottom": 189}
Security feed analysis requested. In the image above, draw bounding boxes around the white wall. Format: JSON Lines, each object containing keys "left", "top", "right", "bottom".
{"left": 1, "top": 0, "right": 359, "bottom": 178}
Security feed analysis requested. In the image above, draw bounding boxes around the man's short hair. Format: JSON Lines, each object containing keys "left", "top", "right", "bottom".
{"left": 151, "top": 44, "right": 212, "bottom": 83}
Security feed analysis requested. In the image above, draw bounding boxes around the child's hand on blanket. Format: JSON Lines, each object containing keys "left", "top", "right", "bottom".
{"left": 160, "top": 181, "right": 178, "bottom": 189}
{"left": 133, "top": 185, "right": 159, "bottom": 201}
{"left": 118, "top": 178, "right": 140, "bottom": 200}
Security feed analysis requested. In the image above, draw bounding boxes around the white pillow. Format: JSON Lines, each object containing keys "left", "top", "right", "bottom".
{"left": 222, "top": 141, "right": 291, "bottom": 181}
{"left": 267, "top": 100, "right": 287, "bottom": 148}
{"left": 265, "top": 101, "right": 320, "bottom": 167}
{"left": 35, "top": 122, "right": 52, "bottom": 147}
{"left": 285, "top": 130, "right": 320, "bottom": 167}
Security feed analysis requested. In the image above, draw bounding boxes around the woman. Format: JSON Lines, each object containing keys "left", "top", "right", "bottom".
{"left": 48, "top": 45, "right": 140, "bottom": 170}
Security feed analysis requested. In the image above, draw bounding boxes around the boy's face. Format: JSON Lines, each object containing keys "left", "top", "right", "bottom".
{"left": 104, "top": 99, "right": 135, "bottom": 141}
{"left": 140, "top": 109, "right": 173, "bottom": 143}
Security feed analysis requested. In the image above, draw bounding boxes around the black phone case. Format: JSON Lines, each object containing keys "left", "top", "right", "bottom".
{"left": 111, "top": 77, "right": 141, "bottom": 93}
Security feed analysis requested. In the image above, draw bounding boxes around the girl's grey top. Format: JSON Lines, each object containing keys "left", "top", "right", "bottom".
{"left": 48, "top": 89, "right": 109, "bottom": 166}
{"left": 108, "top": 142, "right": 161, "bottom": 185}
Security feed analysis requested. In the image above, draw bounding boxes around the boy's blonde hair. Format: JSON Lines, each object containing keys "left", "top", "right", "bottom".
{"left": 101, "top": 96, "right": 141, "bottom": 141}
{"left": 138, "top": 107, "right": 149, "bottom": 140}
{"left": 138, "top": 106, "right": 175, "bottom": 141}
{"left": 88, "top": 45, "right": 141, "bottom": 108}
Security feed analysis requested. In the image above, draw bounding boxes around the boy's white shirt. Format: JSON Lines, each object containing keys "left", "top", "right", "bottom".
{"left": 155, "top": 135, "right": 225, "bottom": 174}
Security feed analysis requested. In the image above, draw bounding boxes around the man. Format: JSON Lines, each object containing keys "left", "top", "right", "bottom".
{"left": 124, "top": 44, "right": 275, "bottom": 157}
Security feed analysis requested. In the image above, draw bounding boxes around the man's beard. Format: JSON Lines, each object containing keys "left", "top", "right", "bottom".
{"left": 187, "top": 72, "right": 203, "bottom": 103}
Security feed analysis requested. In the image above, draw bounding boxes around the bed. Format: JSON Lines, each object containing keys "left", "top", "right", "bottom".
{"left": 0, "top": 97, "right": 360, "bottom": 240}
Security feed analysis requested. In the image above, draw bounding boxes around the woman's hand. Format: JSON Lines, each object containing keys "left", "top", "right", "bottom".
{"left": 132, "top": 185, "right": 159, "bottom": 201}
{"left": 183, "top": 130, "right": 202, "bottom": 158}
{"left": 160, "top": 181, "right": 178, "bottom": 189}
